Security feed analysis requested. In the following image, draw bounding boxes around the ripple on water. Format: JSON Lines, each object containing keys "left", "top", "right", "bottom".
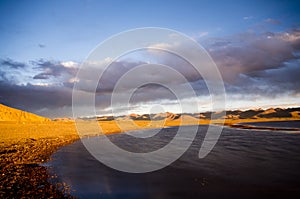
{"left": 47, "top": 124, "right": 300, "bottom": 199}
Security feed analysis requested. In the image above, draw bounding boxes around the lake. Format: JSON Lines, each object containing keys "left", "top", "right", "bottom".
{"left": 240, "top": 120, "right": 300, "bottom": 128}
{"left": 47, "top": 124, "right": 300, "bottom": 199}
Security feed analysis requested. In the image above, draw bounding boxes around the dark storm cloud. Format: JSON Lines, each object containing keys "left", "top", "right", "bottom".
{"left": 77, "top": 29, "right": 300, "bottom": 110}
{"left": 32, "top": 59, "right": 78, "bottom": 80}
{"left": 1, "top": 28, "right": 299, "bottom": 117}
{"left": 71, "top": 60, "right": 145, "bottom": 94}
{"left": 93, "top": 55, "right": 200, "bottom": 95}
{"left": 96, "top": 61, "right": 145, "bottom": 93}
{"left": 206, "top": 29, "right": 300, "bottom": 84}
{"left": 0, "top": 58, "right": 82, "bottom": 117}
{"left": 33, "top": 73, "right": 50, "bottom": 80}
{"left": 74, "top": 58, "right": 206, "bottom": 112}
{"left": 199, "top": 29, "right": 300, "bottom": 99}
{"left": 76, "top": 60, "right": 190, "bottom": 94}
{"left": 0, "top": 70, "right": 8, "bottom": 81}
{"left": 1, "top": 58, "right": 26, "bottom": 68}
{"left": 248, "top": 60, "right": 300, "bottom": 93}
{"left": 97, "top": 60, "right": 202, "bottom": 99}
{"left": 0, "top": 81, "right": 72, "bottom": 115}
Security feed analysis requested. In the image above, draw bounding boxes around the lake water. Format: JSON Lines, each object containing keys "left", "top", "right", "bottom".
{"left": 47, "top": 124, "right": 300, "bottom": 199}
{"left": 240, "top": 120, "right": 300, "bottom": 129}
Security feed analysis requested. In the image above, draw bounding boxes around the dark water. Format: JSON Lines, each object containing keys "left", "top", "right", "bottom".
{"left": 47, "top": 125, "right": 300, "bottom": 199}
{"left": 241, "top": 120, "right": 300, "bottom": 129}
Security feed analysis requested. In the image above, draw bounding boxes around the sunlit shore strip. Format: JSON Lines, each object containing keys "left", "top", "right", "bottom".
{"left": 1, "top": 117, "right": 300, "bottom": 165}
{"left": 1, "top": 117, "right": 300, "bottom": 198}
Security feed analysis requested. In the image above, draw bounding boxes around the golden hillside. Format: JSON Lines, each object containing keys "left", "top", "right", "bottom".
{"left": 0, "top": 104, "right": 50, "bottom": 122}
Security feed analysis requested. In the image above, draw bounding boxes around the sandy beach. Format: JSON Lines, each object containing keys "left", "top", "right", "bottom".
{"left": 0, "top": 121, "right": 78, "bottom": 198}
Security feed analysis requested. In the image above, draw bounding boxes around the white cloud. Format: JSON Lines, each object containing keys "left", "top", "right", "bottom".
{"left": 148, "top": 42, "right": 173, "bottom": 50}
{"left": 61, "top": 61, "right": 79, "bottom": 68}
{"left": 30, "top": 82, "right": 52, "bottom": 87}
{"left": 68, "top": 77, "right": 80, "bottom": 83}
{"left": 197, "top": 31, "right": 209, "bottom": 38}
{"left": 243, "top": 16, "right": 253, "bottom": 20}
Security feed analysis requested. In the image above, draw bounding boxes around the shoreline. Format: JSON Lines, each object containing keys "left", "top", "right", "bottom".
{"left": 1, "top": 118, "right": 300, "bottom": 197}
{"left": 229, "top": 124, "right": 300, "bottom": 132}
{"left": 0, "top": 121, "right": 79, "bottom": 198}
{"left": 227, "top": 119, "right": 300, "bottom": 133}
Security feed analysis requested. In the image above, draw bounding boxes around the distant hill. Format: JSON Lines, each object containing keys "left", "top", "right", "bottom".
{"left": 221, "top": 107, "right": 300, "bottom": 120}
{"left": 153, "top": 112, "right": 181, "bottom": 120}
{"left": 0, "top": 104, "right": 50, "bottom": 122}
{"left": 94, "top": 107, "right": 300, "bottom": 121}
{"left": 52, "top": 117, "right": 74, "bottom": 122}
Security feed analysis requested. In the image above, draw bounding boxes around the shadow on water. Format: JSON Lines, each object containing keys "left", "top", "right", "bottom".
{"left": 47, "top": 125, "right": 300, "bottom": 199}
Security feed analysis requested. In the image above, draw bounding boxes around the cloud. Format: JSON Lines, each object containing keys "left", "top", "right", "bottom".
{"left": 243, "top": 16, "right": 253, "bottom": 20}
{"left": 33, "top": 73, "right": 50, "bottom": 80}
{"left": 250, "top": 60, "right": 300, "bottom": 93}
{"left": 32, "top": 59, "right": 78, "bottom": 80}
{"left": 0, "top": 58, "right": 29, "bottom": 84}
{"left": 193, "top": 31, "right": 209, "bottom": 40}
{"left": 1, "top": 58, "right": 26, "bottom": 68}
{"left": 198, "top": 32, "right": 209, "bottom": 37}
{"left": 198, "top": 29, "right": 300, "bottom": 104}
{"left": 205, "top": 29, "right": 300, "bottom": 83}
{"left": 61, "top": 61, "right": 78, "bottom": 68}
{"left": 0, "top": 71, "right": 8, "bottom": 82}
{"left": 38, "top": 44, "right": 46, "bottom": 48}
{"left": 1, "top": 28, "right": 299, "bottom": 117}
{"left": 0, "top": 81, "right": 73, "bottom": 117}
{"left": 73, "top": 28, "right": 300, "bottom": 116}
{"left": 264, "top": 18, "right": 281, "bottom": 25}
{"left": 0, "top": 58, "right": 82, "bottom": 117}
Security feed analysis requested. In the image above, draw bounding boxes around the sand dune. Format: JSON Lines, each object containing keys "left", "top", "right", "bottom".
{"left": 291, "top": 111, "right": 300, "bottom": 118}
{"left": 0, "top": 104, "right": 50, "bottom": 122}
{"left": 153, "top": 112, "right": 180, "bottom": 120}
{"left": 259, "top": 108, "right": 277, "bottom": 115}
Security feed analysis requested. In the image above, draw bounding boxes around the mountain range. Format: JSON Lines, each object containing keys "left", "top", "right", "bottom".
{"left": 96, "top": 107, "right": 300, "bottom": 121}
{"left": 1, "top": 103, "right": 299, "bottom": 122}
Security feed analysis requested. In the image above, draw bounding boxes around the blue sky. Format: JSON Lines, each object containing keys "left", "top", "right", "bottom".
{"left": 1, "top": 0, "right": 299, "bottom": 61}
{"left": 0, "top": 0, "right": 299, "bottom": 117}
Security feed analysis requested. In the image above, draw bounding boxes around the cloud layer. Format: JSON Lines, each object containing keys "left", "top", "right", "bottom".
{"left": 207, "top": 29, "right": 300, "bottom": 99}
{"left": 0, "top": 29, "right": 299, "bottom": 117}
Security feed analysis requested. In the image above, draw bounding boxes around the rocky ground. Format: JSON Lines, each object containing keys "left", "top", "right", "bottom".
{"left": 0, "top": 122, "right": 79, "bottom": 198}
{"left": 0, "top": 136, "right": 79, "bottom": 198}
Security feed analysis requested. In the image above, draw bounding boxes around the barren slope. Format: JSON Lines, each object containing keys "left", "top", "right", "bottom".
{"left": 0, "top": 104, "right": 50, "bottom": 122}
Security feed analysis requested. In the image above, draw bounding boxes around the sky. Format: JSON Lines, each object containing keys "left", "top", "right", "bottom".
{"left": 0, "top": 0, "right": 300, "bottom": 118}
